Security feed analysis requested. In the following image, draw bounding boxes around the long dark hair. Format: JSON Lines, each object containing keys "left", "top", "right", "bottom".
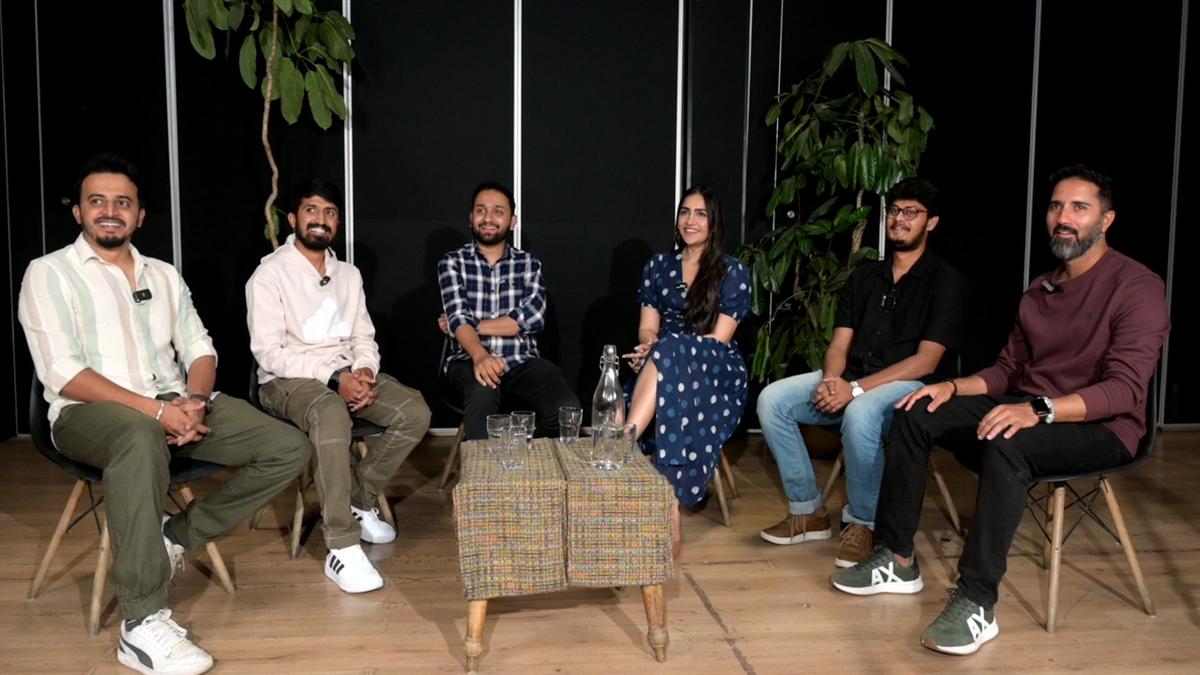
{"left": 674, "top": 185, "right": 727, "bottom": 334}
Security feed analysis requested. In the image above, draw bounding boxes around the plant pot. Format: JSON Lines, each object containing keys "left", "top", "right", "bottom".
{"left": 800, "top": 424, "right": 843, "bottom": 460}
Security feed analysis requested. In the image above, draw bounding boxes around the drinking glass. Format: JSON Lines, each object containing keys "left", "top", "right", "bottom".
{"left": 486, "top": 414, "right": 512, "bottom": 453}
{"left": 558, "top": 406, "right": 583, "bottom": 444}
{"left": 498, "top": 425, "right": 526, "bottom": 470}
{"left": 511, "top": 410, "right": 535, "bottom": 444}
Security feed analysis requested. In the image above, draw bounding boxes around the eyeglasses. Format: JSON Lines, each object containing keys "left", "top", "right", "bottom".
{"left": 886, "top": 205, "right": 927, "bottom": 220}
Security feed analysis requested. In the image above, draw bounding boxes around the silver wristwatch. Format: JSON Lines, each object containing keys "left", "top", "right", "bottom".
{"left": 850, "top": 380, "right": 865, "bottom": 398}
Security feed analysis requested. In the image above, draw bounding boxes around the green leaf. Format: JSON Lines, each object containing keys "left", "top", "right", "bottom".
{"left": 249, "top": 0, "right": 261, "bottom": 30}
{"left": 865, "top": 41, "right": 906, "bottom": 88}
{"left": 823, "top": 41, "right": 850, "bottom": 77}
{"left": 305, "top": 70, "right": 332, "bottom": 129}
{"left": 238, "top": 33, "right": 257, "bottom": 88}
{"left": 851, "top": 43, "right": 878, "bottom": 96}
{"left": 771, "top": 257, "right": 790, "bottom": 291}
{"left": 227, "top": 2, "right": 245, "bottom": 30}
{"left": 918, "top": 107, "right": 934, "bottom": 133}
{"left": 276, "top": 0, "right": 294, "bottom": 16}
{"left": 184, "top": 0, "right": 216, "bottom": 60}
{"left": 319, "top": 20, "right": 351, "bottom": 62}
{"left": 766, "top": 102, "right": 782, "bottom": 126}
{"left": 278, "top": 58, "right": 304, "bottom": 124}
{"left": 314, "top": 65, "right": 346, "bottom": 118}
{"left": 294, "top": 15, "right": 312, "bottom": 45}
{"left": 207, "top": 0, "right": 229, "bottom": 30}
{"left": 294, "top": 0, "right": 314, "bottom": 15}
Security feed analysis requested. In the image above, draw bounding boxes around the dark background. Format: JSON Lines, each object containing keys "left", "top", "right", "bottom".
{"left": 2, "top": 0, "right": 1194, "bottom": 439}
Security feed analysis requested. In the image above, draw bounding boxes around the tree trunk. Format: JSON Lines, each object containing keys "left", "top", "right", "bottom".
{"left": 261, "top": 4, "right": 282, "bottom": 250}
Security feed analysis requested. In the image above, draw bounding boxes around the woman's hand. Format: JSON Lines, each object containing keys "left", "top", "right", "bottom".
{"left": 622, "top": 341, "right": 654, "bottom": 373}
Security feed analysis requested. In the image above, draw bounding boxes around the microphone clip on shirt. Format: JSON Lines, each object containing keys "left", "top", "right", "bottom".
{"left": 319, "top": 275, "right": 331, "bottom": 286}
{"left": 1041, "top": 279, "right": 1060, "bottom": 294}
{"left": 132, "top": 289, "right": 153, "bottom": 304}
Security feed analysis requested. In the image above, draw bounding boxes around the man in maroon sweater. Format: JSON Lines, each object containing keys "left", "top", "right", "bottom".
{"left": 829, "top": 164, "right": 1170, "bottom": 655}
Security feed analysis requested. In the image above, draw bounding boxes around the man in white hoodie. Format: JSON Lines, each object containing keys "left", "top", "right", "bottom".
{"left": 246, "top": 179, "right": 431, "bottom": 593}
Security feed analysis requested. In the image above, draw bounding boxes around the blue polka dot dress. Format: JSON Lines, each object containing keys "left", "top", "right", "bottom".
{"left": 631, "top": 251, "right": 751, "bottom": 506}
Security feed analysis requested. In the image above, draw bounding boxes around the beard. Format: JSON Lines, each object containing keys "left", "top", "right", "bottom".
{"left": 887, "top": 227, "right": 926, "bottom": 252}
{"left": 472, "top": 225, "right": 507, "bottom": 246}
{"left": 1049, "top": 222, "right": 1103, "bottom": 261}
{"left": 87, "top": 219, "right": 132, "bottom": 249}
{"left": 298, "top": 226, "right": 333, "bottom": 251}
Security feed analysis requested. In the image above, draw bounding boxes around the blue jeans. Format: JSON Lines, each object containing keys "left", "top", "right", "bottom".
{"left": 757, "top": 370, "right": 921, "bottom": 528}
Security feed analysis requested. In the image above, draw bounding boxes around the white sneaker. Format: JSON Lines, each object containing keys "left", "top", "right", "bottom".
{"left": 325, "top": 544, "right": 384, "bottom": 593}
{"left": 161, "top": 516, "right": 186, "bottom": 580}
{"left": 117, "top": 609, "right": 213, "bottom": 675}
{"left": 351, "top": 505, "right": 396, "bottom": 544}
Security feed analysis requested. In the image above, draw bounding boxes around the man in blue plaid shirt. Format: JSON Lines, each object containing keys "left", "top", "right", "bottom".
{"left": 438, "top": 181, "right": 579, "bottom": 440}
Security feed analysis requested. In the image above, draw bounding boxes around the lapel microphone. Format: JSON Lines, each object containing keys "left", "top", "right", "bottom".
{"left": 319, "top": 276, "right": 331, "bottom": 286}
{"left": 132, "top": 289, "right": 153, "bottom": 303}
{"left": 1041, "top": 279, "right": 1059, "bottom": 294}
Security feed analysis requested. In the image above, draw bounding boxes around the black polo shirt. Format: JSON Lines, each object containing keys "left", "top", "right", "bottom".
{"left": 834, "top": 249, "right": 968, "bottom": 380}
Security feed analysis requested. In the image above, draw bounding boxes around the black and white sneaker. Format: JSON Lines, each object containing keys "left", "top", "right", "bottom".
{"left": 325, "top": 544, "right": 384, "bottom": 593}
{"left": 117, "top": 609, "right": 213, "bottom": 675}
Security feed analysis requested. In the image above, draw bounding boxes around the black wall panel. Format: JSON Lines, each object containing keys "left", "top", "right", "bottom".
{"left": 353, "top": 0, "right": 513, "bottom": 427}
{"left": 1165, "top": 1, "right": 1196, "bottom": 423}
{"left": 893, "top": 0, "right": 1037, "bottom": 375}
{"left": 522, "top": 1, "right": 678, "bottom": 409}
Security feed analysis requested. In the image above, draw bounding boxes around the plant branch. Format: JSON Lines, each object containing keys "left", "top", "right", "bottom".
{"left": 262, "top": 3, "right": 281, "bottom": 250}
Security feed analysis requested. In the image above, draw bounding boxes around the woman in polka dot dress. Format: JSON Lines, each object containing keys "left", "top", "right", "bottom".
{"left": 624, "top": 185, "right": 750, "bottom": 552}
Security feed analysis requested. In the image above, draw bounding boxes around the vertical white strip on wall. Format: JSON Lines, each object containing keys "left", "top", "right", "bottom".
{"left": 34, "top": 0, "right": 45, "bottom": 255}
{"left": 767, "top": 0, "right": 784, "bottom": 330}
{"left": 740, "top": 0, "right": 754, "bottom": 243}
{"left": 513, "top": 0, "right": 522, "bottom": 248}
{"left": 1023, "top": 0, "right": 1043, "bottom": 289}
{"left": 162, "top": 0, "right": 182, "bottom": 271}
{"left": 1, "top": 0, "right": 18, "bottom": 431}
{"left": 343, "top": 0, "right": 355, "bottom": 264}
{"left": 1161, "top": 0, "right": 1188, "bottom": 426}
{"left": 879, "top": 0, "right": 894, "bottom": 259}
{"left": 674, "top": 0, "right": 685, "bottom": 211}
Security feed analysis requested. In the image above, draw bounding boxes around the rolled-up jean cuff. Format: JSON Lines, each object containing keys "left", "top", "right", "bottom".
{"left": 788, "top": 497, "right": 823, "bottom": 516}
{"left": 841, "top": 505, "right": 874, "bottom": 530}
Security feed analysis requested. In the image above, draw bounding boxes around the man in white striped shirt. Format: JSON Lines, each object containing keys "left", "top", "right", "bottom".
{"left": 18, "top": 153, "right": 311, "bottom": 675}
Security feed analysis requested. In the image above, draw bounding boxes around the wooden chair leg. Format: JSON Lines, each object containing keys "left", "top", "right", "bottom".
{"left": 712, "top": 466, "right": 731, "bottom": 527}
{"left": 29, "top": 479, "right": 85, "bottom": 599}
{"left": 1100, "top": 478, "right": 1156, "bottom": 616}
{"left": 928, "top": 459, "right": 962, "bottom": 535}
{"left": 290, "top": 474, "right": 306, "bottom": 559}
{"left": 356, "top": 439, "right": 396, "bottom": 528}
{"left": 439, "top": 423, "right": 466, "bottom": 491}
{"left": 719, "top": 453, "right": 738, "bottom": 499}
{"left": 820, "top": 452, "right": 844, "bottom": 503}
{"left": 465, "top": 599, "right": 488, "bottom": 671}
{"left": 249, "top": 504, "right": 267, "bottom": 530}
{"left": 88, "top": 516, "right": 111, "bottom": 636}
{"left": 1046, "top": 484, "right": 1066, "bottom": 633}
{"left": 1042, "top": 483, "right": 1054, "bottom": 570}
{"left": 641, "top": 584, "right": 669, "bottom": 662}
{"left": 177, "top": 484, "right": 235, "bottom": 594}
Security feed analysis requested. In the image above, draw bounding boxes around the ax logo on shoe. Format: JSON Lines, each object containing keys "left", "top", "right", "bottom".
{"left": 329, "top": 555, "right": 346, "bottom": 575}
{"left": 871, "top": 562, "right": 904, "bottom": 586}
{"left": 967, "top": 607, "right": 989, "bottom": 640}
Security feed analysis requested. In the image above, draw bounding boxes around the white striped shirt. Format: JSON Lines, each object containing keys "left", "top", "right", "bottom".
{"left": 18, "top": 235, "right": 217, "bottom": 424}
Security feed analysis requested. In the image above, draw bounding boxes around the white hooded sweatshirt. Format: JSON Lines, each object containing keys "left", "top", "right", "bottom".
{"left": 246, "top": 234, "right": 381, "bottom": 385}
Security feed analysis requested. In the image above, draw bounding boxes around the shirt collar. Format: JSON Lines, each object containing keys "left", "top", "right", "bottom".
{"left": 880, "top": 249, "right": 934, "bottom": 281}
{"left": 469, "top": 241, "right": 514, "bottom": 263}
{"left": 71, "top": 233, "right": 148, "bottom": 271}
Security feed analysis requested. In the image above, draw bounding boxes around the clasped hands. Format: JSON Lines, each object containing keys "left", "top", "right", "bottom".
{"left": 335, "top": 368, "right": 379, "bottom": 412}
{"left": 158, "top": 397, "right": 210, "bottom": 446}
{"left": 811, "top": 377, "right": 853, "bottom": 414}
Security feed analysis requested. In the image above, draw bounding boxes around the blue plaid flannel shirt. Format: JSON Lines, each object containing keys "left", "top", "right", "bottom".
{"left": 438, "top": 242, "right": 546, "bottom": 370}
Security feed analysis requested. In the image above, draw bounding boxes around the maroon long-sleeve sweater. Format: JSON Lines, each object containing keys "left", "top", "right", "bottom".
{"left": 976, "top": 249, "right": 1170, "bottom": 454}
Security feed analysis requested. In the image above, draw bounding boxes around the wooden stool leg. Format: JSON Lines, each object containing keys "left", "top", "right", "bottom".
{"left": 641, "top": 584, "right": 669, "bottom": 662}
{"left": 178, "top": 485, "right": 235, "bottom": 594}
{"left": 249, "top": 504, "right": 267, "bottom": 530}
{"left": 820, "top": 452, "right": 844, "bottom": 503}
{"left": 1100, "top": 478, "right": 1156, "bottom": 616}
{"left": 464, "top": 599, "right": 488, "bottom": 671}
{"left": 928, "top": 460, "right": 962, "bottom": 535}
{"left": 1046, "top": 485, "right": 1066, "bottom": 632}
{"left": 30, "top": 479, "right": 85, "bottom": 599}
{"left": 719, "top": 453, "right": 738, "bottom": 498}
{"left": 88, "top": 516, "right": 111, "bottom": 636}
{"left": 290, "top": 474, "right": 306, "bottom": 559}
{"left": 713, "top": 466, "right": 731, "bottom": 527}
{"left": 440, "top": 423, "right": 466, "bottom": 491}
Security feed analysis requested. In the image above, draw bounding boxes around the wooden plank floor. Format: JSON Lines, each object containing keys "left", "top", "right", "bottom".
{"left": 1, "top": 430, "right": 1197, "bottom": 673}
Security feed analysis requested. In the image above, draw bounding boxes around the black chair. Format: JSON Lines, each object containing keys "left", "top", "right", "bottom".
{"left": 26, "top": 377, "right": 235, "bottom": 636}
{"left": 246, "top": 361, "right": 393, "bottom": 558}
{"left": 436, "top": 336, "right": 469, "bottom": 490}
{"left": 1026, "top": 376, "right": 1159, "bottom": 632}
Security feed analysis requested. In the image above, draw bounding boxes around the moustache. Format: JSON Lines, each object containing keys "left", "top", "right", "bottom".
{"left": 1053, "top": 226, "right": 1077, "bottom": 237}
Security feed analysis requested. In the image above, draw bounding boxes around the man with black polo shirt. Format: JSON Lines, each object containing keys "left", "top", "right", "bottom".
{"left": 757, "top": 177, "right": 968, "bottom": 568}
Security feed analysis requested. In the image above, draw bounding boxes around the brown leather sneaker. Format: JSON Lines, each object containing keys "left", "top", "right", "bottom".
{"left": 759, "top": 510, "right": 832, "bottom": 545}
{"left": 834, "top": 523, "right": 874, "bottom": 568}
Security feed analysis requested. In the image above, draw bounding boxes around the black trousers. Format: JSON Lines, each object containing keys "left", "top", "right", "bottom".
{"left": 875, "top": 394, "right": 1128, "bottom": 609}
{"left": 446, "top": 357, "right": 581, "bottom": 441}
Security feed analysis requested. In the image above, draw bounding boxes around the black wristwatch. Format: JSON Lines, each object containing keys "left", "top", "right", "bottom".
{"left": 327, "top": 368, "right": 349, "bottom": 391}
{"left": 1030, "top": 396, "right": 1055, "bottom": 424}
{"left": 187, "top": 392, "right": 212, "bottom": 414}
